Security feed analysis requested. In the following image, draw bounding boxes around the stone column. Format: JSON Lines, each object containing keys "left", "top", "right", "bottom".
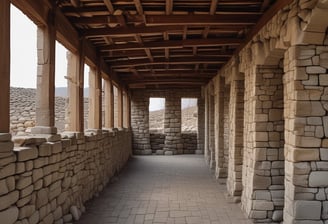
{"left": 88, "top": 67, "right": 102, "bottom": 129}
{"left": 283, "top": 45, "right": 328, "bottom": 223}
{"left": 215, "top": 76, "right": 227, "bottom": 178}
{"left": 241, "top": 65, "right": 284, "bottom": 222}
{"left": 208, "top": 87, "right": 215, "bottom": 170}
{"left": 130, "top": 92, "right": 151, "bottom": 154}
{"left": 0, "top": 0, "right": 10, "bottom": 133}
{"left": 223, "top": 85, "right": 230, "bottom": 177}
{"left": 104, "top": 79, "right": 114, "bottom": 128}
{"left": 204, "top": 87, "right": 210, "bottom": 163}
{"left": 163, "top": 95, "right": 182, "bottom": 155}
{"left": 125, "top": 94, "right": 131, "bottom": 129}
{"left": 66, "top": 43, "right": 85, "bottom": 132}
{"left": 32, "top": 14, "right": 57, "bottom": 135}
{"left": 197, "top": 95, "right": 205, "bottom": 154}
{"left": 117, "top": 87, "right": 123, "bottom": 128}
{"left": 226, "top": 74, "right": 244, "bottom": 199}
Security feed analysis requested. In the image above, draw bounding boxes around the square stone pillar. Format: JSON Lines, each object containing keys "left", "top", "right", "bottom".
{"left": 208, "top": 89, "right": 215, "bottom": 170}
{"left": 215, "top": 76, "right": 227, "bottom": 179}
{"left": 226, "top": 75, "right": 244, "bottom": 199}
{"left": 197, "top": 96, "right": 205, "bottom": 154}
{"left": 88, "top": 67, "right": 102, "bottom": 129}
{"left": 104, "top": 79, "right": 114, "bottom": 128}
{"left": 283, "top": 45, "right": 328, "bottom": 223}
{"left": 130, "top": 92, "right": 151, "bottom": 154}
{"left": 33, "top": 17, "right": 57, "bottom": 135}
{"left": 223, "top": 85, "right": 230, "bottom": 178}
{"left": 241, "top": 65, "right": 284, "bottom": 222}
{"left": 163, "top": 96, "right": 182, "bottom": 155}
{"left": 117, "top": 87, "right": 123, "bottom": 128}
{"left": 66, "top": 45, "right": 85, "bottom": 132}
{"left": 0, "top": 0, "right": 10, "bottom": 133}
{"left": 204, "top": 87, "right": 210, "bottom": 163}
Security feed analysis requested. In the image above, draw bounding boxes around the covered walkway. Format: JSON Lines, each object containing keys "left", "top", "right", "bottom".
{"left": 77, "top": 155, "right": 251, "bottom": 224}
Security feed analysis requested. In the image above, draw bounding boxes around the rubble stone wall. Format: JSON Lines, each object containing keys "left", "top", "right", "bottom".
{"left": 0, "top": 129, "right": 132, "bottom": 224}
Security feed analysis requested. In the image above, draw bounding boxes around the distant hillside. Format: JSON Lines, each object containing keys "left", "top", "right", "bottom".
{"left": 55, "top": 87, "right": 89, "bottom": 97}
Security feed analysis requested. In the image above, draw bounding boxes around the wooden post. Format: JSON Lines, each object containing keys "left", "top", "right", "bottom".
{"left": 117, "top": 86, "right": 123, "bottom": 128}
{"left": 35, "top": 18, "right": 56, "bottom": 128}
{"left": 66, "top": 41, "right": 85, "bottom": 132}
{"left": 0, "top": 0, "right": 10, "bottom": 133}
{"left": 88, "top": 67, "right": 102, "bottom": 129}
{"left": 104, "top": 79, "right": 114, "bottom": 128}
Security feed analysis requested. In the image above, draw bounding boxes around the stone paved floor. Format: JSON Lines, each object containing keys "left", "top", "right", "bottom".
{"left": 76, "top": 155, "right": 252, "bottom": 224}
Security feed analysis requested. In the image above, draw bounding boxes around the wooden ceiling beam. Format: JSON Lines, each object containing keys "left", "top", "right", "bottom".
{"left": 128, "top": 81, "right": 206, "bottom": 88}
{"left": 72, "top": 14, "right": 260, "bottom": 25}
{"left": 133, "top": 0, "right": 144, "bottom": 14}
{"left": 101, "top": 38, "right": 242, "bottom": 51}
{"left": 103, "top": 0, "right": 115, "bottom": 14}
{"left": 109, "top": 57, "right": 226, "bottom": 68}
{"left": 119, "top": 71, "right": 216, "bottom": 78}
{"left": 166, "top": 0, "right": 173, "bottom": 15}
{"left": 210, "top": 0, "right": 219, "bottom": 15}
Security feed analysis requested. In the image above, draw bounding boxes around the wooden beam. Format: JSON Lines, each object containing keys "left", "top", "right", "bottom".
{"left": 35, "top": 22, "right": 56, "bottom": 128}
{"left": 133, "top": 0, "right": 144, "bottom": 15}
{"left": 166, "top": 0, "right": 173, "bottom": 15}
{"left": 70, "top": 0, "right": 80, "bottom": 8}
{"left": 129, "top": 81, "right": 206, "bottom": 88}
{"left": 0, "top": 0, "right": 10, "bottom": 133}
{"left": 119, "top": 71, "right": 216, "bottom": 78}
{"left": 103, "top": 0, "right": 114, "bottom": 14}
{"left": 210, "top": 0, "right": 218, "bottom": 15}
{"left": 66, "top": 43, "right": 85, "bottom": 132}
{"left": 102, "top": 38, "right": 242, "bottom": 51}
{"left": 124, "top": 77, "right": 210, "bottom": 84}
{"left": 88, "top": 67, "right": 102, "bottom": 129}
{"left": 73, "top": 14, "right": 260, "bottom": 25}
{"left": 104, "top": 79, "right": 114, "bottom": 128}
{"left": 110, "top": 57, "right": 226, "bottom": 68}
{"left": 83, "top": 25, "right": 182, "bottom": 37}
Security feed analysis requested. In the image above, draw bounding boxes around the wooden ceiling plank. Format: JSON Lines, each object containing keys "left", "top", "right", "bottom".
{"left": 101, "top": 38, "right": 242, "bottom": 51}
{"left": 134, "top": 0, "right": 144, "bottom": 15}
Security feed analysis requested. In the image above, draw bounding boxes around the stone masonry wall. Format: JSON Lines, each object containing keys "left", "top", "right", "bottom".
{"left": 242, "top": 65, "right": 285, "bottom": 223}
{"left": 0, "top": 129, "right": 132, "bottom": 224}
{"left": 131, "top": 89, "right": 202, "bottom": 155}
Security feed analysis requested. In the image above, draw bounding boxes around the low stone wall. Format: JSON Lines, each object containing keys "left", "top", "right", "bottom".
{"left": 0, "top": 129, "right": 132, "bottom": 224}
{"left": 149, "top": 131, "right": 197, "bottom": 154}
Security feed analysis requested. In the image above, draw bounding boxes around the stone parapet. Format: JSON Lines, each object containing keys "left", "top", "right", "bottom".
{"left": 0, "top": 129, "right": 131, "bottom": 224}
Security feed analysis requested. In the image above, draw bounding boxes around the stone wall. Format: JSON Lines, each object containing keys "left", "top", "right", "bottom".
{"left": 149, "top": 131, "right": 197, "bottom": 154}
{"left": 0, "top": 129, "right": 132, "bottom": 224}
{"left": 131, "top": 89, "right": 203, "bottom": 155}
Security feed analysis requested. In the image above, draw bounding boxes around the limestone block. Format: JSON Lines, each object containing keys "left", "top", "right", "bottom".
{"left": 28, "top": 211, "right": 39, "bottom": 224}
{"left": 0, "top": 190, "right": 19, "bottom": 211}
{"left": 16, "top": 176, "right": 32, "bottom": 190}
{"left": 0, "top": 206, "right": 18, "bottom": 224}
{"left": 320, "top": 148, "right": 328, "bottom": 160}
{"left": 294, "top": 200, "right": 321, "bottom": 220}
{"left": 306, "top": 66, "right": 327, "bottom": 74}
{"left": 253, "top": 175, "right": 271, "bottom": 189}
{"left": 0, "top": 163, "right": 15, "bottom": 179}
{"left": 323, "top": 117, "right": 328, "bottom": 137}
{"left": 0, "top": 142, "right": 14, "bottom": 153}
{"left": 291, "top": 148, "right": 319, "bottom": 162}
{"left": 20, "top": 185, "right": 34, "bottom": 198}
{"left": 252, "top": 200, "right": 274, "bottom": 211}
{"left": 32, "top": 168, "right": 44, "bottom": 182}
{"left": 18, "top": 205, "right": 35, "bottom": 219}
{"left": 14, "top": 147, "right": 38, "bottom": 162}
{"left": 296, "top": 102, "right": 325, "bottom": 116}
{"left": 309, "top": 171, "right": 328, "bottom": 187}
{"left": 38, "top": 143, "right": 52, "bottom": 157}
{"left": 319, "top": 74, "right": 328, "bottom": 86}
{"left": 295, "top": 136, "right": 321, "bottom": 148}
{"left": 0, "top": 133, "right": 12, "bottom": 142}
{"left": 36, "top": 189, "right": 49, "bottom": 208}
{"left": 272, "top": 210, "right": 283, "bottom": 222}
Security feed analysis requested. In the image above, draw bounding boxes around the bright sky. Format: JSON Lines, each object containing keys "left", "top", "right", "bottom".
{"left": 10, "top": 5, "right": 88, "bottom": 88}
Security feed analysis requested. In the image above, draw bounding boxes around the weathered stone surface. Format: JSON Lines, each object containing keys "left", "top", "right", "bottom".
{"left": 294, "top": 200, "right": 321, "bottom": 220}
{"left": 14, "top": 147, "right": 38, "bottom": 161}
{"left": 0, "top": 142, "right": 14, "bottom": 152}
{"left": 0, "top": 191, "right": 19, "bottom": 210}
{"left": 70, "top": 206, "right": 81, "bottom": 221}
{"left": 0, "top": 206, "right": 18, "bottom": 224}
{"left": 309, "top": 171, "right": 328, "bottom": 187}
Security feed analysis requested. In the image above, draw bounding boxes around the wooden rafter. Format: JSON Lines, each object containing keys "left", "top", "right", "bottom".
{"left": 103, "top": 0, "right": 114, "bottom": 14}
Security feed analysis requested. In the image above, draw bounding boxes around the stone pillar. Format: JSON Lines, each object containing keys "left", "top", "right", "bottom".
{"left": 204, "top": 87, "right": 210, "bottom": 163}
{"left": 241, "top": 65, "right": 284, "bottom": 222}
{"left": 223, "top": 85, "right": 230, "bottom": 177}
{"left": 117, "top": 87, "right": 123, "bottom": 128}
{"left": 131, "top": 92, "right": 151, "bottom": 154}
{"left": 208, "top": 87, "right": 215, "bottom": 170}
{"left": 88, "top": 67, "right": 102, "bottom": 129}
{"left": 125, "top": 94, "right": 131, "bottom": 129}
{"left": 215, "top": 76, "right": 227, "bottom": 178}
{"left": 66, "top": 44, "right": 84, "bottom": 132}
{"left": 163, "top": 95, "right": 182, "bottom": 155}
{"left": 104, "top": 79, "right": 114, "bottom": 128}
{"left": 226, "top": 74, "right": 244, "bottom": 199}
{"left": 197, "top": 95, "right": 205, "bottom": 154}
{"left": 33, "top": 15, "right": 56, "bottom": 134}
{"left": 0, "top": 0, "right": 10, "bottom": 133}
{"left": 283, "top": 45, "right": 328, "bottom": 223}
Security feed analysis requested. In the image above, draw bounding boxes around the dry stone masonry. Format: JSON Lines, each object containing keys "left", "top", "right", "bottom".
{"left": 0, "top": 129, "right": 131, "bottom": 224}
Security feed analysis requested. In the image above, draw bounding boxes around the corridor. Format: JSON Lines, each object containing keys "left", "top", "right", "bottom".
{"left": 77, "top": 155, "right": 252, "bottom": 224}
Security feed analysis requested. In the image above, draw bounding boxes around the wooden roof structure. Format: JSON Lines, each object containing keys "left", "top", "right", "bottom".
{"left": 14, "top": 0, "right": 291, "bottom": 89}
